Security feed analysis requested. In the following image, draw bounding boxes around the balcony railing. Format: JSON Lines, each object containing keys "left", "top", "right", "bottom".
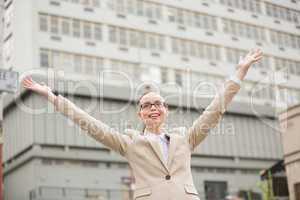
{"left": 30, "top": 186, "right": 133, "bottom": 200}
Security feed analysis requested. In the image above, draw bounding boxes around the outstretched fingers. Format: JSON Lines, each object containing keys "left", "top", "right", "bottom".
{"left": 248, "top": 48, "right": 262, "bottom": 57}
{"left": 254, "top": 49, "right": 263, "bottom": 56}
{"left": 22, "top": 76, "right": 37, "bottom": 90}
{"left": 22, "top": 76, "right": 31, "bottom": 83}
{"left": 253, "top": 55, "right": 263, "bottom": 62}
{"left": 254, "top": 49, "right": 263, "bottom": 59}
{"left": 22, "top": 79, "right": 32, "bottom": 87}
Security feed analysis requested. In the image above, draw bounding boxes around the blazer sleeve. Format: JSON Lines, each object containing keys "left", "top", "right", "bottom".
{"left": 53, "top": 94, "right": 133, "bottom": 156}
{"left": 186, "top": 79, "right": 241, "bottom": 151}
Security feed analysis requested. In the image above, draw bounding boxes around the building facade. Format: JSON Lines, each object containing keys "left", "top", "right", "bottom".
{"left": 0, "top": 0, "right": 4, "bottom": 68}
{"left": 279, "top": 105, "right": 300, "bottom": 200}
{"left": 2, "top": 0, "right": 300, "bottom": 200}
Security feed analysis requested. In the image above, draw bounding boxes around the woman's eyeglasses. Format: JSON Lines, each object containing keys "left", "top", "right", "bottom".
{"left": 140, "top": 101, "right": 167, "bottom": 110}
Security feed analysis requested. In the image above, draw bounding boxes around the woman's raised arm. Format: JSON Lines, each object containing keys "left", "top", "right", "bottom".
{"left": 21, "top": 76, "right": 133, "bottom": 156}
{"left": 186, "top": 49, "right": 263, "bottom": 151}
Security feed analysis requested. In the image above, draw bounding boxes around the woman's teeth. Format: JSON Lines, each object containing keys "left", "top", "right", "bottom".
{"left": 149, "top": 114, "right": 160, "bottom": 118}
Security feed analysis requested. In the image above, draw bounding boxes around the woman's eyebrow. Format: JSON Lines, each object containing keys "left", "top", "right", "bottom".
{"left": 141, "top": 100, "right": 164, "bottom": 104}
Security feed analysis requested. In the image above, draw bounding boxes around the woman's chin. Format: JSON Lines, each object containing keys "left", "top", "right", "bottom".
{"left": 146, "top": 120, "right": 162, "bottom": 126}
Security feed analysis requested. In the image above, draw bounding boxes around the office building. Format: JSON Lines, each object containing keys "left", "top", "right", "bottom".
{"left": 2, "top": 0, "right": 300, "bottom": 199}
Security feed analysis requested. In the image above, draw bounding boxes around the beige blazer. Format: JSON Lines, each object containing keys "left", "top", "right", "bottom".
{"left": 53, "top": 79, "right": 241, "bottom": 200}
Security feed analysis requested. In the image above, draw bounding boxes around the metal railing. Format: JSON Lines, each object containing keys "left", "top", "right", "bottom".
{"left": 29, "top": 186, "right": 133, "bottom": 200}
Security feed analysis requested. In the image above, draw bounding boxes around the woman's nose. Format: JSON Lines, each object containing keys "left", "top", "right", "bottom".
{"left": 150, "top": 104, "right": 157, "bottom": 110}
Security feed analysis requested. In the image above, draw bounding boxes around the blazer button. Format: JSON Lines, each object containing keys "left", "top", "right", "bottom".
{"left": 165, "top": 175, "right": 171, "bottom": 180}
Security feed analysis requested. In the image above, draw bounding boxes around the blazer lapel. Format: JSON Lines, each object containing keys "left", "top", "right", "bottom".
{"left": 145, "top": 137, "right": 169, "bottom": 173}
{"left": 166, "top": 133, "right": 178, "bottom": 169}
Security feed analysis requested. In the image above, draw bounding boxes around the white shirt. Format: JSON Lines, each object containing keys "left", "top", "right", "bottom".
{"left": 144, "top": 130, "right": 170, "bottom": 163}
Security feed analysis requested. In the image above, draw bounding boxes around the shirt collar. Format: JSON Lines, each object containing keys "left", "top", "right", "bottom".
{"left": 144, "top": 129, "right": 170, "bottom": 141}
{"left": 144, "top": 130, "right": 165, "bottom": 137}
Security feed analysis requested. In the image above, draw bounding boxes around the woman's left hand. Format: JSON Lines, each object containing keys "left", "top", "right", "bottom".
{"left": 236, "top": 48, "right": 263, "bottom": 80}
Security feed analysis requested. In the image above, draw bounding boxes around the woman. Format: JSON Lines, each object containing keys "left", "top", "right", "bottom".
{"left": 22, "top": 49, "right": 262, "bottom": 200}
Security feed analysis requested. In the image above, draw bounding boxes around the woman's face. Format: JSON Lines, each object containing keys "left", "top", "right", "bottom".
{"left": 138, "top": 92, "right": 168, "bottom": 128}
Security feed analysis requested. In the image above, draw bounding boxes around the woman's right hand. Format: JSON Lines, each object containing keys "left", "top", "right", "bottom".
{"left": 21, "top": 76, "right": 54, "bottom": 99}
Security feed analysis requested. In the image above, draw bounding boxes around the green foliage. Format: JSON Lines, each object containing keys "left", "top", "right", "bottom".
{"left": 257, "top": 170, "right": 275, "bottom": 200}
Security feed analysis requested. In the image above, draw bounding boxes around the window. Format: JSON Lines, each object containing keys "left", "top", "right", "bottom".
{"left": 265, "top": 2, "right": 300, "bottom": 24}
{"left": 40, "top": 49, "right": 110, "bottom": 76}
{"left": 154, "top": 3, "right": 162, "bottom": 19}
{"left": 95, "top": 58, "right": 103, "bottom": 74}
{"left": 84, "top": 57, "right": 94, "bottom": 74}
{"left": 139, "top": 32, "right": 146, "bottom": 48}
{"left": 72, "top": 19, "right": 80, "bottom": 37}
{"left": 137, "top": 1, "right": 144, "bottom": 16}
{"left": 127, "top": 0, "right": 135, "bottom": 14}
{"left": 92, "top": 0, "right": 100, "bottom": 7}
{"left": 94, "top": 24, "right": 102, "bottom": 40}
{"left": 129, "top": 30, "right": 138, "bottom": 47}
{"left": 148, "top": 35, "right": 156, "bottom": 50}
{"left": 108, "top": 26, "right": 164, "bottom": 51}
{"left": 180, "top": 40, "right": 188, "bottom": 56}
{"left": 82, "top": 0, "right": 90, "bottom": 7}
{"left": 274, "top": 57, "right": 300, "bottom": 77}
{"left": 161, "top": 68, "right": 168, "bottom": 84}
{"left": 116, "top": 0, "right": 126, "bottom": 14}
{"left": 168, "top": 7, "right": 176, "bottom": 22}
{"left": 167, "top": 7, "right": 218, "bottom": 31}
{"left": 175, "top": 70, "right": 183, "bottom": 86}
{"left": 119, "top": 29, "right": 128, "bottom": 45}
{"left": 253, "top": 55, "right": 270, "bottom": 70}
{"left": 189, "top": 42, "right": 197, "bottom": 57}
{"left": 52, "top": 51, "right": 61, "bottom": 67}
{"left": 67, "top": 0, "right": 100, "bottom": 8}
{"left": 40, "top": 14, "right": 104, "bottom": 42}
{"left": 40, "top": 49, "right": 50, "bottom": 67}
{"left": 62, "top": 53, "right": 73, "bottom": 69}
{"left": 225, "top": 48, "right": 247, "bottom": 64}
{"left": 74, "top": 55, "right": 82, "bottom": 72}
{"left": 171, "top": 39, "right": 178, "bottom": 53}
{"left": 220, "top": 0, "right": 261, "bottom": 14}
{"left": 158, "top": 36, "right": 164, "bottom": 51}
{"left": 56, "top": 53, "right": 73, "bottom": 72}
{"left": 39, "top": 14, "right": 48, "bottom": 32}
{"left": 83, "top": 21, "right": 92, "bottom": 39}
{"left": 50, "top": 16, "right": 59, "bottom": 34}
{"left": 61, "top": 18, "right": 70, "bottom": 35}
{"left": 204, "top": 181, "right": 228, "bottom": 200}
{"left": 171, "top": 38, "right": 220, "bottom": 60}
{"left": 107, "top": 27, "right": 115, "bottom": 44}
{"left": 198, "top": 43, "right": 204, "bottom": 58}
{"left": 109, "top": 0, "right": 162, "bottom": 20}
{"left": 270, "top": 30, "right": 300, "bottom": 49}
{"left": 145, "top": 2, "right": 154, "bottom": 19}
{"left": 222, "top": 18, "right": 266, "bottom": 41}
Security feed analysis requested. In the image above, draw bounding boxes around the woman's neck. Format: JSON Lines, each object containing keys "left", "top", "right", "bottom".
{"left": 145, "top": 125, "right": 163, "bottom": 135}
